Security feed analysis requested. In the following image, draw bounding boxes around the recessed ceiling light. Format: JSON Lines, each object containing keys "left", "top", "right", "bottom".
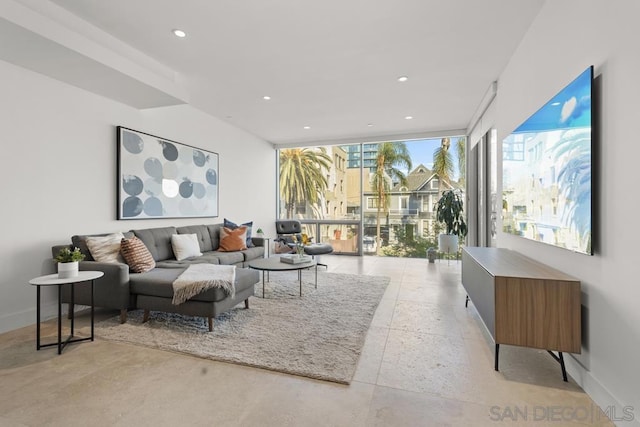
{"left": 405, "top": 116, "right": 413, "bottom": 120}
{"left": 397, "top": 76, "right": 408, "bottom": 82}
{"left": 367, "top": 123, "right": 374, "bottom": 127}
{"left": 303, "top": 126, "right": 311, "bottom": 130}
{"left": 172, "top": 29, "right": 187, "bottom": 38}
{"left": 263, "top": 96, "right": 271, "bottom": 100}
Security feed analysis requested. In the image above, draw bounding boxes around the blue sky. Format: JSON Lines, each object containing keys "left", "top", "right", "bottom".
{"left": 404, "top": 137, "right": 463, "bottom": 181}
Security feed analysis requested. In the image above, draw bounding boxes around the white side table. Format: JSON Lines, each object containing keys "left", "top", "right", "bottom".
{"left": 29, "top": 271, "right": 104, "bottom": 354}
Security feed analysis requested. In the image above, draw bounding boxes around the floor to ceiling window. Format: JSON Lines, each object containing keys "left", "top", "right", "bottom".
{"left": 278, "top": 145, "right": 361, "bottom": 254}
{"left": 277, "top": 136, "right": 467, "bottom": 257}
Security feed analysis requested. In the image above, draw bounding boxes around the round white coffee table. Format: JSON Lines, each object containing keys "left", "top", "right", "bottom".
{"left": 29, "top": 271, "right": 104, "bottom": 354}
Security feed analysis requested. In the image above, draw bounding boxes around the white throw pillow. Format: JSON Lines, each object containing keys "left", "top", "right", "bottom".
{"left": 85, "top": 232, "right": 125, "bottom": 263}
{"left": 171, "top": 234, "right": 203, "bottom": 261}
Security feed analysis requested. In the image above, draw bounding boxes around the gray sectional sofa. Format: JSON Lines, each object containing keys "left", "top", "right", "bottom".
{"left": 51, "top": 223, "right": 262, "bottom": 331}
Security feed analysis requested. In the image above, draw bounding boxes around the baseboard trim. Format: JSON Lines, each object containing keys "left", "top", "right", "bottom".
{"left": 566, "top": 356, "right": 639, "bottom": 426}
{"left": 0, "top": 301, "right": 61, "bottom": 334}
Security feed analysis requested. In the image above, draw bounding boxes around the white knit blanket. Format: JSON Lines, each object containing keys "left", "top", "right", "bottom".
{"left": 172, "top": 264, "right": 236, "bottom": 305}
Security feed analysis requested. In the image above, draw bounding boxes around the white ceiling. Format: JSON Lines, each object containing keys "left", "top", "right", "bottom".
{"left": 6, "top": 0, "right": 545, "bottom": 145}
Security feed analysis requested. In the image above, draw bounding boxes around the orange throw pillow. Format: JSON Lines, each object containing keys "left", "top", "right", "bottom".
{"left": 218, "top": 226, "right": 248, "bottom": 252}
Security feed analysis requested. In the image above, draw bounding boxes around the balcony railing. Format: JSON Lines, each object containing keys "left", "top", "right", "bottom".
{"left": 299, "top": 219, "right": 361, "bottom": 255}
{"left": 387, "top": 208, "right": 419, "bottom": 215}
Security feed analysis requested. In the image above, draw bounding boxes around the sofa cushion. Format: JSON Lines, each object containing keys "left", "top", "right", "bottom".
{"left": 85, "top": 232, "right": 126, "bottom": 263}
{"left": 241, "top": 246, "right": 265, "bottom": 262}
{"left": 72, "top": 231, "right": 134, "bottom": 261}
{"left": 154, "top": 251, "right": 240, "bottom": 267}
{"left": 192, "top": 253, "right": 223, "bottom": 265}
{"left": 206, "top": 250, "right": 244, "bottom": 265}
{"left": 132, "top": 226, "right": 177, "bottom": 261}
{"left": 155, "top": 254, "right": 222, "bottom": 268}
{"left": 130, "top": 267, "right": 258, "bottom": 303}
{"left": 219, "top": 226, "right": 248, "bottom": 252}
{"left": 120, "top": 237, "right": 156, "bottom": 273}
{"left": 155, "top": 260, "right": 202, "bottom": 268}
{"left": 171, "top": 234, "right": 203, "bottom": 261}
{"left": 207, "top": 224, "right": 222, "bottom": 250}
{"left": 176, "top": 224, "right": 213, "bottom": 252}
{"left": 129, "top": 268, "right": 185, "bottom": 297}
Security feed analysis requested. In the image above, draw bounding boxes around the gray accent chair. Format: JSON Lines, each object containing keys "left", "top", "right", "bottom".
{"left": 275, "top": 220, "right": 333, "bottom": 266}
{"left": 275, "top": 220, "right": 303, "bottom": 244}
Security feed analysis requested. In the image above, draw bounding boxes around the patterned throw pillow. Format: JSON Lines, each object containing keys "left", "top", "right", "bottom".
{"left": 223, "top": 218, "right": 254, "bottom": 248}
{"left": 120, "top": 237, "right": 156, "bottom": 273}
{"left": 85, "top": 232, "right": 125, "bottom": 263}
{"left": 218, "top": 226, "right": 248, "bottom": 252}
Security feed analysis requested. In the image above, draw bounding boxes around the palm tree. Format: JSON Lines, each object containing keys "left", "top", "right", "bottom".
{"left": 371, "top": 142, "right": 412, "bottom": 254}
{"left": 433, "top": 137, "right": 454, "bottom": 195}
{"left": 279, "top": 148, "right": 332, "bottom": 219}
{"left": 456, "top": 136, "right": 466, "bottom": 187}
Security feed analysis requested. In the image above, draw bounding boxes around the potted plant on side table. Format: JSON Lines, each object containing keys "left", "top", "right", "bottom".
{"left": 435, "top": 189, "right": 468, "bottom": 262}
{"left": 54, "top": 247, "right": 85, "bottom": 278}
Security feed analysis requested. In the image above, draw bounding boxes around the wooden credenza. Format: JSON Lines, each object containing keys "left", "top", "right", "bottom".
{"left": 461, "top": 247, "right": 581, "bottom": 380}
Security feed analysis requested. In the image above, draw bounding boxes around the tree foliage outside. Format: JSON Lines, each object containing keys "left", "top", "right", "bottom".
{"left": 279, "top": 148, "right": 332, "bottom": 219}
{"left": 371, "top": 142, "right": 412, "bottom": 254}
{"left": 277, "top": 137, "right": 466, "bottom": 258}
{"left": 456, "top": 136, "right": 466, "bottom": 186}
{"left": 381, "top": 226, "right": 438, "bottom": 258}
{"left": 433, "top": 137, "right": 454, "bottom": 194}
{"left": 383, "top": 136, "right": 466, "bottom": 258}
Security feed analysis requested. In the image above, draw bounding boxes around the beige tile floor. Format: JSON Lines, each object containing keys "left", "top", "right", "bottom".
{"left": 0, "top": 256, "right": 613, "bottom": 426}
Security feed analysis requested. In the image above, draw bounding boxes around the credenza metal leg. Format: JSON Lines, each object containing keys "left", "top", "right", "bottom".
{"left": 559, "top": 352, "right": 567, "bottom": 382}
{"left": 494, "top": 346, "right": 569, "bottom": 382}
{"left": 547, "top": 350, "right": 568, "bottom": 382}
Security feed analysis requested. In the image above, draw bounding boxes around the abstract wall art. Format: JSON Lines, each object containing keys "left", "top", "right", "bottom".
{"left": 117, "top": 127, "right": 219, "bottom": 219}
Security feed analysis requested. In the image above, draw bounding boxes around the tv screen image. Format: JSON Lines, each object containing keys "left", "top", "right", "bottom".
{"left": 502, "top": 66, "right": 593, "bottom": 255}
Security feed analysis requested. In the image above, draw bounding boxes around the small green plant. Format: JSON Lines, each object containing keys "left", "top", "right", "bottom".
{"left": 256, "top": 228, "right": 264, "bottom": 234}
{"left": 54, "top": 247, "right": 85, "bottom": 263}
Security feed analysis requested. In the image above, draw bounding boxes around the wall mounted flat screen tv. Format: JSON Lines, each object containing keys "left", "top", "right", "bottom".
{"left": 502, "top": 66, "right": 593, "bottom": 255}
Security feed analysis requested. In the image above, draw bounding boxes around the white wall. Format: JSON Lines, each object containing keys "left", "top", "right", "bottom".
{"left": 0, "top": 59, "right": 276, "bottom": 333}
{"left": 497, "top": 1, "right": 640, "bottom": 423}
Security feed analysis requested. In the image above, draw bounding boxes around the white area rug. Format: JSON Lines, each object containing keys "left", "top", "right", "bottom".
{"left": 94, "top": 271, "right": 389, "bottom": 384}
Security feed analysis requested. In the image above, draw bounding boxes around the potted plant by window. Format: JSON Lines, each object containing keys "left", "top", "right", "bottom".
{"left": 256, "top": 228, "right": 264, "bottom": 237}
{"left": 435, "top": 189, "right": 468, "bottom": 257}
{"left": 54, "top": 247, "right": 85, "bottom": 278}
